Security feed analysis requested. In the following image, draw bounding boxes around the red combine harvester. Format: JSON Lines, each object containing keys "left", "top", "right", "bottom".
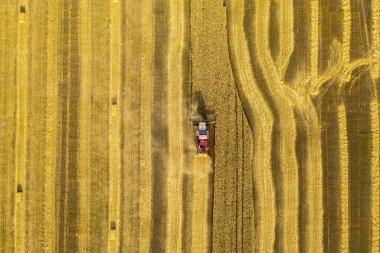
{"left": 190, "top": 114, "right": 215, "bottom": 155}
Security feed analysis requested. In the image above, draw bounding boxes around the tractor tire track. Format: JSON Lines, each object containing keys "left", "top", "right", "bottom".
{"left": 226, "top": 1, "right": 276, "bottom": 252}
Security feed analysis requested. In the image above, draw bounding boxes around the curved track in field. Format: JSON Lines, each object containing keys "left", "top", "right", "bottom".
{"left": 226, "top": 1, "right": 276, "bottom": 251}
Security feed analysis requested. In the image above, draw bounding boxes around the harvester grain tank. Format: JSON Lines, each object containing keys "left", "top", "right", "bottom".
{"left": 190, "top": 114, "right": 215, "bottom": 155}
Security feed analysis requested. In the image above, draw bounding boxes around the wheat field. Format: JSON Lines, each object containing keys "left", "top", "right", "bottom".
{"left": 0, "top": 0, "right": 379, "bottom": 252}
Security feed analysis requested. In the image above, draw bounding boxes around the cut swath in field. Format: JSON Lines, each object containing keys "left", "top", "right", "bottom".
{"left": 107, "top": 0, "right": 122, "bottom": 251}
{"left": 226, "top": 1, "right": 276, "bottom": 251}
{"left": 166, "top": 0, "right": 185, "bottom": 251}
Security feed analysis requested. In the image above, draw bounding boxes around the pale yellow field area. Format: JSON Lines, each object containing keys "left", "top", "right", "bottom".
{"left": 0, "top": 0, "right": 379, "bottom": 252}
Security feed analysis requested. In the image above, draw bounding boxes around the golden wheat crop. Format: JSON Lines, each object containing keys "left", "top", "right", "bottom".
{"left": 0, "top": 0, "right": 379, "bottom": 252}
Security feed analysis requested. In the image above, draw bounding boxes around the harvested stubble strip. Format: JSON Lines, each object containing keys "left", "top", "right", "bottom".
{"left": 338, "top": 100, "right": 349, "bottom": 252}
{"left": 275, "top": 0, "right": 294, "bottom": 81}
{"left": 310, "top": 0, "right": 319, "bottom": 87}
{"left": 166, "top": 0, "right": 186, "bottom": 251}
{"left": 27, "top": 2, "right": 54, "bottom": 251}
{"left": 107, "top": 0, "right": 122, "bottom": 251}
{"left": 78, "top": 0, "right": 91, "bottom": 251}
{"left": 14, "top": 0, "right": 30, "bottom": 251}
{"left": 87, "top": 0, "right": 111, "bottom": 251}
{"left": 138, "top": 0, "right": 153, "bottom": 251}
{"left": 370, "top": 98, "right": 380, "bottom": 253}
{"left": 249, "top": 0, "right": 300, "bottom": 251}
{"left": 191, "top": 156, "right": 212, "bottom": 253}
{"left": 120, "top": 0, "right": 143, "bottom": 250}
{"left": 0, "top": 1, "right": 18, "bottom": 252}
{"left": 43, "top": 0, "right": 59, "bottom": 251}
{"left": 339, "top": 2, "right": 351, "bottom": 247}
{"left": 226, "top": 0, "right": 276, "bottom": 251}
{"left": 371, "top": 1, "right": 380, "bottom": 251}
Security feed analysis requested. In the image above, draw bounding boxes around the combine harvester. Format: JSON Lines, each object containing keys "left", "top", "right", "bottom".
{"left": 190, "top": 114, "right": 215, "bottom": 155}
